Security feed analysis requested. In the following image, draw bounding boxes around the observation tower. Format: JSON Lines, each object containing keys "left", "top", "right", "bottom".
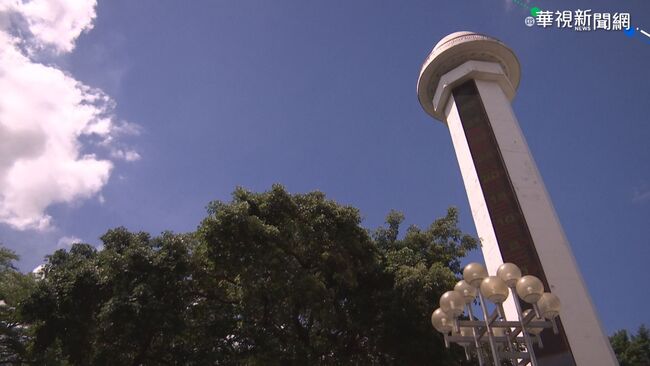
{"left": 417, "top": 32, "right": 617, "bottom": 366}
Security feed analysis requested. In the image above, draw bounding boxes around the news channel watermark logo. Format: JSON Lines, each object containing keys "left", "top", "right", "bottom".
{"left": 524, "top": 9, "right": 630, "bottom": 32}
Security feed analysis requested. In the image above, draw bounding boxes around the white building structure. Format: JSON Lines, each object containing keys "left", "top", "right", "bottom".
{"left": 417, "top": 31, "right": 618, "bottom": 366}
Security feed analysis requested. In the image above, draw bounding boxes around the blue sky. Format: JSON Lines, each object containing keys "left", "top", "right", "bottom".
{"left": 0, "top": 0, "right": 648, "bottom": 335}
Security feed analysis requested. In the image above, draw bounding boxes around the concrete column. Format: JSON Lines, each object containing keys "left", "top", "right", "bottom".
{"left": 417, "top": 31, "right": 618, "bottom": 366}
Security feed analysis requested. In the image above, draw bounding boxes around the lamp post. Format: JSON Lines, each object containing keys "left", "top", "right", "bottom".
{"left": 431, "top": 262, "right": 561, "bottom": 366}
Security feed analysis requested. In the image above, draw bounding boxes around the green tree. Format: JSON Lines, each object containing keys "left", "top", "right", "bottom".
{"left": 611, "top": 325, "right": 650, "bottom": 366}
{"left": 0, "top": 246, "right": 36, "bottom": 365}
{"left": 195, "top": 185, "right": 476, "bottom": 364}
{"left": 20, "top": 185, "right": 477, "bottom": 365}
{"left": 373, "top": 208, "right": 477, "bottom": 363}
{"left": 21, "top": 232, "right": 199, "bottom": 365}
{"left": 197, "top": 186, "right": 390, "bottom": 364}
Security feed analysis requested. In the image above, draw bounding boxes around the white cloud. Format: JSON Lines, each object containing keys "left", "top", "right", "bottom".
{"left": 110, "top": 148, "right": 141, "bottom": 162}
{"left": 57, "top": 235, "right": 82, "bottom": 248}
{"left": 633, "top": 187, "right": 650, "bottom": 203}
{"left": 0, "top": 0, "right": 140, "bottom": 231}
{"left": 2, "top": 0, "right": 97, "bottom": 53}
{"left": 111, "top": 120, "right": 142, "bottom": 136}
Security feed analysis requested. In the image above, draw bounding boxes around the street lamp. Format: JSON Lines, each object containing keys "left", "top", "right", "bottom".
{"left": 431, "top": 262, "right": 561, "bottom": 366}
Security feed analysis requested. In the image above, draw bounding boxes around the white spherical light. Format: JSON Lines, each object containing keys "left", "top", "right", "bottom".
{"left": 431, "top": 308, "right": 454, "bottom": 333}
{"left": 480, "top": 276, "right": 509, "bottom": 303}
{"left": 454, "top": 280, "right": 477, "bottom": 304}
{"left": 439, "top": 290, "right": 465, "bottom": 317}
{"left": 497, "top": 262, "right": 522, "bottom": 287}
{"left": 537, "top": 292, "right": 561, "bottom": 320}
{"left": 463, "top": 262, "right": 488, "bottom": 288}
{"left": 516, "top": 275, "right": 545, "bottom": 304}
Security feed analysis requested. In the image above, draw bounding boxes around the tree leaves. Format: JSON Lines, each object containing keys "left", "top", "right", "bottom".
{"left": 611, "top": 325, "right": 650, "bottom": 366}
{"left": 0, "top": 246, "right": 36, "bottom": 365}
{"left": 9, "top": 186, "right": 478, "bottom": 365}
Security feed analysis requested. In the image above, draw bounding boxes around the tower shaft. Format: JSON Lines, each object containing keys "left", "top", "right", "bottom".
{"left": 417, "top": 32, "right": 618, "bottom": 366}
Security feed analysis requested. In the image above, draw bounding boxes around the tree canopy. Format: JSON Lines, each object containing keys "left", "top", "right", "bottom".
{"left": 0, "top": 247, "right": 35, "bottom": 364}
{"left": 3, "top": 185, "right": 479, "bottom": 365}
{"left": 610, "top": 325, "right": 650, "bottom": 366}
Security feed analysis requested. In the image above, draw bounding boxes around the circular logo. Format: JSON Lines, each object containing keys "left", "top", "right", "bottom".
{"left": 525, "top": 16, "right": 535, "bottom": 27}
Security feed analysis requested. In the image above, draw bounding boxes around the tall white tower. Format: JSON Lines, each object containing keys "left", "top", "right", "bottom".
{"left": 417, "top": 32, "right": 618, "bottom": 366}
